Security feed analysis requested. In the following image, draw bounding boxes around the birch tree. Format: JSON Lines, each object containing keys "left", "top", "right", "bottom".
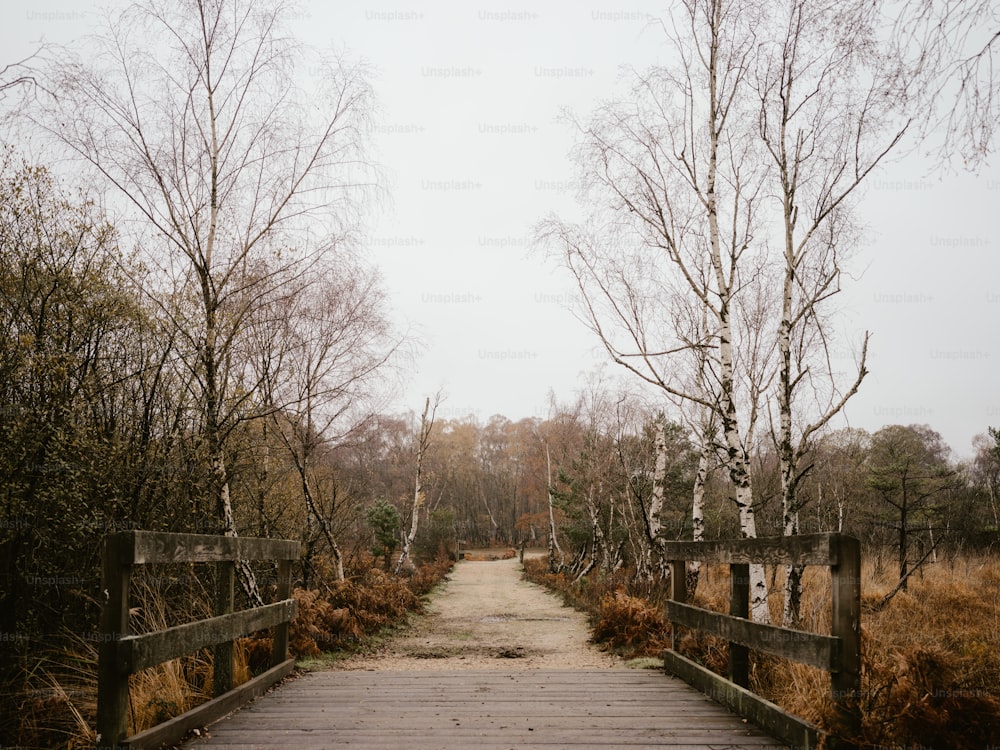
{"left": 894, "top": 0, "right": 1000, "bottom": 166}
{"left": 755, "top": 0, "right": 909, "bottom": 625}
{"left": 396, "top": 394, "right": 440, "bottom": 574}
{"left": 39, "top": 0, "right": 373, "bottom": 600}
{"left": 259, "top": 261, "right": 398, "bottom": 581}
{"left": 540, "top": 0, "right": 773, "bottom": 621}
{"left": 544, "top": 442, "right": 566, "bottom": 572}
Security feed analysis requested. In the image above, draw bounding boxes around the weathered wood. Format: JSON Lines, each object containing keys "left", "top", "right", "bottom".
{"left": 729, "top": 562, "right": 749, "bottom": 687}
{"left": 124, "top": 658, "right": 295, "bottom": 750}
{"left": 212, "top": 561, "right": 235, "bottom": 697}
{"left": 97, "top": 530, "right": 300, "bottom": 750}
{"left": 664, "top": 650, "right": 821, "bottom": 750}
{"left": 271, "top": 558, "right": 292, "bottom": 668}
{"left": 186, "top": 670, "right": 786, "bottom": 749}
{"left": 660, "top": 533, "right": 836, "bottom": 567}
{"left": 120, "top": 599, "right": 297, "bottom": 674}
{"left": 830, "top": 534, "right": 862, "bottom": 742}
{"left": 660, "top": 533, "right": 861, "bottom": 747}
{"left": 669, "top": 558, "right": 686, "bottom": 651}
{"left": 97, "top": 534, "right": 132, "bottom": 749}
{"left": 122, "top": 530, "right": 299, "bottom": 565}
{"left": 665, "top": 599, "right": 838, "bottom": 671}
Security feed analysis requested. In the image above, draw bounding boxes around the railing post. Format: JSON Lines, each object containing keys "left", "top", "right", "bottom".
{"left": 213, "top": 559, "right": 235, "bottom": 696}
{"left": 668, "top": 559, "right": 686, "bottom": 651}
{"left": 96, "top": 533, "right": 132, "bottom": 750}
{"left": 271, "top": 557, "right": 292, "bottom": 667}
{"left": 831, "top": 534, "right": 862, "bottom": 743}
{"left": 729, "top": 562, "right": 750, "bottom": 688}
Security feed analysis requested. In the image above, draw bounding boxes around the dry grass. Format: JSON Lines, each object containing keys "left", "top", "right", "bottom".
{"left": 524, "top": 553, "right": 1000, "bottom": 748}
{"left": 592, "top": 591, "right": 672, "bottom": 657}
{"left": 463, "top": 548, "right": 518, "bottom": 561}
{"left": 14, "top": 555, "right": 453, "bottom": 750}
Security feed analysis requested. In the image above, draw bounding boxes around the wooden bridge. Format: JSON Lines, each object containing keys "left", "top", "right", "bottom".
{"left": 97, "top": 532, "right": 860, "bottom": 750}
{"left": 186, "top": 669, "right": 786, "bottom": 749}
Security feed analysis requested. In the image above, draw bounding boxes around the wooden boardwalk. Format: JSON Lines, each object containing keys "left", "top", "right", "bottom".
{"left": 188, "top": 669, "right": 787, "bottom": 749}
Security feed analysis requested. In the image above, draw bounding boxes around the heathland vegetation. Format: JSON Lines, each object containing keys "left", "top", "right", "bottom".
{"left": 2, "top": 1, "right": 999, "bottom": 748}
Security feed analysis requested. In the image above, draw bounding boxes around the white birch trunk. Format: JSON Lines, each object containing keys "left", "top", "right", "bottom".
{"left": 644, "top": 423, "right": 668, "bottom": 582}
{"left": 214, "top": 451, "right": 263, "bottom": 607}
{"left": 717, "top": 316, "right": 769, "bottom": 623}
{"left": 545, "top": 443, "right": 565, "bottom": 572}
{"left": 396, "top": 396, "right": 435, "bottom": 574}
{"left": 703, "top": 21, "right": 769, "bottom": 623}
{"left": 687, "top": 434, "right": 710, "bottom": 593}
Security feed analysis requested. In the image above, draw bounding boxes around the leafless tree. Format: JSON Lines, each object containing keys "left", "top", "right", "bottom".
{"left": 895, "top": 0, "right": 1000, "bottom": 167}
{"left": 1, "top": 53, "right": 41, "bottom": 101}
{"left": 396, "top": 393, "right": 442, "bottom": 574}
{"left": 257, "top": 259, "right": 401, "bottom": 581}
{"left": 36, "top": 0, "right": 374, "bottom": 603}
{"left": 755, "top": 0, "right": 909, "bottom": 625}
{"left": 539, "top": 0, "right": 773, "bottom": 621}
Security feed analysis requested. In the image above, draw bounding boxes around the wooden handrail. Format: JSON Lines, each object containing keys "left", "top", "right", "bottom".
{"left": 96, "top": 531, "right": 300, "bottom": 750}
{"left": 662, "top": 532, "right": 861, "bottom": 750}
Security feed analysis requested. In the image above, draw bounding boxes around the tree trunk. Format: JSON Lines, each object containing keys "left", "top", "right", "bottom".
{"left": 212, "top": 449, "right": 263, "bottom": 607}
{"left": 396, "top": 396, "right": 436, "bottom": 574}
{"left": 545, "top": 443, "right": 565, "bottom": 573}
{"left": 717, "top": 313, "right": 769, "bottom": 623}
{"left": 688, "top": 435, "right": 710, "bottom": 596}
{"left": 294, "top": 454, "right": 344, "bottom": 581}
{"left": 642, "top": 423, "right": 669, "bottom": 583}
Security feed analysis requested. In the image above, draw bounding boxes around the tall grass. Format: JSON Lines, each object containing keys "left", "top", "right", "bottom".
{"left": 13, "top": 553, "right": 453, "bottom": 749}
{"left": 524, "top": 553, "right": 1000, "bottom": 747}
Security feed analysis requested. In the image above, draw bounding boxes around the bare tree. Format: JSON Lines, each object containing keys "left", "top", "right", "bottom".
{"left": 540, "top": 0, "right": 773, "bottom": 621}
{"left": 38, "top": 0, "right": 373, "bottom": 602}
{"left": 396, "top": 393, "right": 441, "bottom": 574}
{"left": 258, "top": 260, "right": 400, "bottom": 581}
{"left": 544, "top": 442, "right": 566, "bottom": 572}
{"left": 894, "top": 0, "right": 1000, "bottom": 166}
{"left": 1, "top": 51, "right": 45, "bottom": 104}
{"left": 754, "top": 0, "right": 909, "bottom": 625}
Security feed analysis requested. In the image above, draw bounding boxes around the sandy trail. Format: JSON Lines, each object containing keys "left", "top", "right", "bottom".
{"left": 329, "top": 557, "right": 622, "bottom": 671}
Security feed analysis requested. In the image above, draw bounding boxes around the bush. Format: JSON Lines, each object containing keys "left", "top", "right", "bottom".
{"left": 593, "top": 591, "right": 671, "bottom": 657}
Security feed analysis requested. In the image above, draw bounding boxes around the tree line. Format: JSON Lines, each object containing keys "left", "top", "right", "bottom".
{"left": 333, "top": 391, "right": 999, "bottom": 588}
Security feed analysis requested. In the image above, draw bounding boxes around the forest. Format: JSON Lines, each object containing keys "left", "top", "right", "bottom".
{"left": 1, "top": 0, "right": 999, "bottom": 747}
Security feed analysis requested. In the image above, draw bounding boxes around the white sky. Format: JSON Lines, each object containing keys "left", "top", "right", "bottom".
{"left": 5, "top": 1, "right": 999, "bottom": 458}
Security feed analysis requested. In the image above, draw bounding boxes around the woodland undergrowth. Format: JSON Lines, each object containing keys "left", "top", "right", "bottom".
{"left": 523, "top": 552, "right": 1000, "bottom": 748}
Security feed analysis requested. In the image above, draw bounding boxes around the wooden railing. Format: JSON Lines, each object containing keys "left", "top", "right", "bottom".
{"left": 661, "top": 532, "right": 861, "bottom": 750}
{"left": 96, "top": 531, "right": 300, "bottom": 749}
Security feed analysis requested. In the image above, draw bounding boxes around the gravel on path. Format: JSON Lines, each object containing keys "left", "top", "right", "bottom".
{"left": 328, "top": 558, "right": 623, "bottom": 671}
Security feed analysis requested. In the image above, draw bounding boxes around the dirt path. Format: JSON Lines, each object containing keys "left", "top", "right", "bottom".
{"left": 329, "top": 557, "right": 623, "bottom": 671}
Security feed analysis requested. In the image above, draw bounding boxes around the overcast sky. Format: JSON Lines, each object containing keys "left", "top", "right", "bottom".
{"left": 5, "top": 1, "right": 999, "bottom": 457}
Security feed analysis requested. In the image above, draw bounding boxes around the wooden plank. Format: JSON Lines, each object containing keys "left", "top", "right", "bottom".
{"left": 664, "top": 600, "right": 838, "bottom": 671}
{"left": 271, "top": 558, "right": 291, "bottom": 668}
{"left": 729, "top": 562, "right": 749, "bottom": 687}
{"left": 124, "top": 531, "right": 299, "bottom": 565}
{"left": 830, "top": 534, "right": 862, "bottom": 739}
{"left": 120, "top": 599, "right": 296, "bottom": 674}
{"left": 97, "top": 534, "right": 132, "bottom": 749}
{"left": 124, "top": 658, "right": 295, "bottom": 750}
{"left": 212, "top": 561, "right": 235, "bottom": 697}
{"left": 668, "top": 559, "right": 686, "bottom": 651}
{"left": 188, "top": 670, "right": 786, "bottom": 749}
{"left": 664, "top": 649, "right": 821, "bottom": 750}
{"left": 661, "top": 533, "right": 837, "bottom": 566}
